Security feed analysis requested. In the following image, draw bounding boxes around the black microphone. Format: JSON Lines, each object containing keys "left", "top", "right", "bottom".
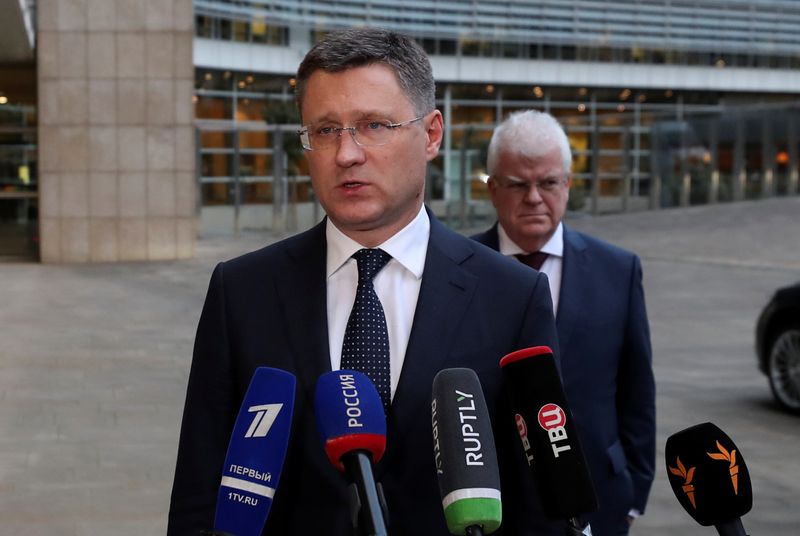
{"left": 210, "top": 367, "right": 296, "bottom": 536}
{"left": 499, "top": 346, "right": 597, "bottom": 535}
{"left": 432, "top": 368, "right": 502, "bottom": 536}
{"left": 665, "top": 422, "right": 752, "bottom": 536}
{"left": 315, "top": 370, "right": 389, "bottom": 536}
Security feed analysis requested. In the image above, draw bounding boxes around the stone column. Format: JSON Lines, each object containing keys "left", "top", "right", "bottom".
{"left": 37, "top": 0, "right": 195, "bottom": 262}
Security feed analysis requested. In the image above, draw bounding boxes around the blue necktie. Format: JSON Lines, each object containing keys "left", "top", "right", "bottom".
{"left": 341, "top": 248, "right": 392, "bottom": 412}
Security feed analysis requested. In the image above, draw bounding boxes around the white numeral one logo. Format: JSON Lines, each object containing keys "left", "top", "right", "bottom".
{"left": 244, "top": 403, "right": 283, "bottom": 438}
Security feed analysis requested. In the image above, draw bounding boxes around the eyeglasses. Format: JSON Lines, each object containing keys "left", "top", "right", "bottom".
{"left": 298, "top": 116, "right": 424, "bottom": 150}
{"left": 492, "top": 175, "right": 568, "bottom": 195}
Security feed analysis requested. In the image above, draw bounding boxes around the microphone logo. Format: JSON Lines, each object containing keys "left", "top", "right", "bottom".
{"left": 537, "top": 403, "right": 565, "bottom": 430}
{"left": 537, "top": 403, "right": 572, "bottom": 458}
{"left": 668, "top": 457, "right": 697, "bottom": 509}
{"left": 707, "top": 440, "right": 739, "bottom": 494}
{"left": 515, "top": 414, "right": 535, "bottom": 466}
{"left": 245, "top": 403, "right": 283, "bottom": 438}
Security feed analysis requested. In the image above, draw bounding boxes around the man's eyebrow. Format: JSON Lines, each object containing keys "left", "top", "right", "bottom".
{"left": 306, "top": 110, "right": 392, "bottom": 124}
{"left": 496, "top": 175, "right": 525, "bottom": 183}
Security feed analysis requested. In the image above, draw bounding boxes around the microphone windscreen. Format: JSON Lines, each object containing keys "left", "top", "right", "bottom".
{"left": 499, "top": 346, "right": 598, "bottom": 519}
{"left": 665, "top": 422, "right": 752, "bottom": 526}
{"left": 314, "top": 370, "right": 387, "bottom": 470}
{"left": 432, "top": 368, "right": 502, "bottom": 535}
{"left": 213, "top": 367, "right": 296, "bottom": 536}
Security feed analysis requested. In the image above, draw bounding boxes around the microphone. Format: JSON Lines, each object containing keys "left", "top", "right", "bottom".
{"left": 431, "top": 368, "right": 502, "bottom": 536}
{"left": 315, "top": 370, "right": 389, "bottom": 536}
{"left": 665, "top": 422, "right": 752, "bottom": 536}
{"left": 211, "top": 367, "right": 296, "bottom": 536}
{"left": 499, "top": 346, "right": 597, "bottom": 535}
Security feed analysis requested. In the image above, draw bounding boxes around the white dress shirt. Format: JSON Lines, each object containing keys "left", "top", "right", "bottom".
{"left": 497, "top": 222, "right": 564, "bottom": 315}
{"left": 326, "top": 206, "right": 429, "bottom": 400}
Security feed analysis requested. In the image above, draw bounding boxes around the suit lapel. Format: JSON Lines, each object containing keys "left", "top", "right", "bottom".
{"left": 556, "top": 225, "right": 589, "bottom": 367}
{"left": 378, "top": 215, "right": 478, "bottom": 472}
{"left": 276, "top": 221, "right": 332, "bottom": 395}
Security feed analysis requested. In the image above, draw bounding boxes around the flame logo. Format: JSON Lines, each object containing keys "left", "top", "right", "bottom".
{"left": 668, "top": 456, "right": 697, "bottom": 508}
{"left": 707, "top": 440, "right": 739, "bottom": 494}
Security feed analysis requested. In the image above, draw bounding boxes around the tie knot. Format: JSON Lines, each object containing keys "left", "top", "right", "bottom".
{"left": 353, "top": 248, "right": 391, "bottom": 281}
{"left": 515, "top": 251, "right": 549, "bottom": 270}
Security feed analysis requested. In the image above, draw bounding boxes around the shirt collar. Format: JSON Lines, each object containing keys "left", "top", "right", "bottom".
{"left": 326, "top": 205, "right": 430, "bottom": 279}
{"left": 497, "top": 221, "right": 564, "bottom": 258}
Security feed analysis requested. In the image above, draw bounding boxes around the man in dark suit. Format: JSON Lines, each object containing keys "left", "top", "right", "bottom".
{"left": 472, "top": 110, "right": 656, "bottom": 536}
{"left": 168, "top": 29, "right": 562, "bottom": 535}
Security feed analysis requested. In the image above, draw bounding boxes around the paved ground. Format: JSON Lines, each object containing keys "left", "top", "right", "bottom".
{"left": 0, "top": 196, "right": 798, "bottom": 535}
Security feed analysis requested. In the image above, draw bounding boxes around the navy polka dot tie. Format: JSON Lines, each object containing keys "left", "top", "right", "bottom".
{"left": 341, "top": 248, "right": 392, "bottom": 413}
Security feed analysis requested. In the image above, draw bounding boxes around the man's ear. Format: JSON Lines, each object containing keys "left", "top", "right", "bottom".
{"left": 424, "top": 110, "right": 444, "bottom": 161}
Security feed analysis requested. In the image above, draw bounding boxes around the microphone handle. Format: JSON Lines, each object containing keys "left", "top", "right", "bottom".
{"left": 565, "top": 517, "right": 590, "bottom": 536}
{"left": 465, "top": 525, "right": 484, "bottom": 536}
{"left": 342, "top": 450, "right": 388, "bottom": 536}
{"left": 715, "top": 518, "right": 748, "bottom": 536}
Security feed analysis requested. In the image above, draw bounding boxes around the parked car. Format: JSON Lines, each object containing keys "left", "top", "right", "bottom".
{"left": 756, "top": 281, "right": 800, "bottom": 414}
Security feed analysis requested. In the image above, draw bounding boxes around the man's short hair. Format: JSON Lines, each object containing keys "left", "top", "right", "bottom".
{"left": 487, "top": 110, "right": 572, "bottom": 175}
{"left": 296, "top": 27, "right": 436, "bottom": 119}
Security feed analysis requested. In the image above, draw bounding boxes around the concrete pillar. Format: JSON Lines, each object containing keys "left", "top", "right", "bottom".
{"left": 590, "top": 95, "right": 599, "bottom": 214}
{"left": 788, "top": 116, "right": 799, "bottom": 195}
{"left": 37, "top": 0, "right": 196, "bottom": 262}
{"left": 621, "top": 128, "right": 631, "bottom": 212}
{"left": 762, "top": 118, "right": 774, "bottom": 198}
{"left": 733, "top": 119, "right": 746, "bottom": 201}
{"left": 708, "top": 120, "right": 719, "bottom": 204}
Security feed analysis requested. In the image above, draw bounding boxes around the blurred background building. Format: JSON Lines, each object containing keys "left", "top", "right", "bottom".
{"left": 1, "top": 0, "right": 799, "bottom": 261}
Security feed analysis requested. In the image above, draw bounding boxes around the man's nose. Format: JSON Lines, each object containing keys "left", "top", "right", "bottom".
{"left": 523, "top": 182, "right": 544, "bottom": 203}
{"left": 334, "top": 127, "right": 366, "bottom": 166}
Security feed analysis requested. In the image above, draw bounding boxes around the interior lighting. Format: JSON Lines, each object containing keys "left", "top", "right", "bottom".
{"left": 485, "top": 84, "right": 495, "bottom": 94}
{"left": 578, "top": 87, "right": 588, "bottom": 96}
{"left": 715, "top": 58, "right": 726, "bottom": 68}
{"left": 638, "top": 94, "right": 646, "bottom": 102}
{"left": 617, "top": 104, "right": 625, "bottom": 112}
{"left": 0, "top": 96, "right": 7, "bottom": 105}
{"left": 665, "top": 90, "right": 674, "bottom": 98}
{"left": 533, "top": 86, "right": 544, "bottom": 98}
{"left": 246, "top": 75, "right": 254, "bottom": 83}
{"left": 577, "top": 103, "right": 586, "bottom": 112}
{"left": 776, "top": 151, "right": 790, "bottom": 165}
{"left": 619, "top": 88, "right": 631, "bottom": 100}
{"left": 238, "top": 80, "right": 246, "bottom": 89}
{"left": 289, "top": 78, "right": 297, "bottom": 87}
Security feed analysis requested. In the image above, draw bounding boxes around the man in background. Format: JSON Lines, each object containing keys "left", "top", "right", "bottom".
{"left": 473, "top": 110, "right": 656, "bottom": 535}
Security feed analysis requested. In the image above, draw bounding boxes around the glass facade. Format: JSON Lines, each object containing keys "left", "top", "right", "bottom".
{"left": 178, "top": 1, "right": 798, "bottom": 231}
{"left": 194, "top": 63, "right": 799, "bottom": 228}
{"left": 0, "top": 65, "right": 38, "bottom": 259}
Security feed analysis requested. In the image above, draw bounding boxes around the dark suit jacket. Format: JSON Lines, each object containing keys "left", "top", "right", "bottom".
{"left": 472, "top": 224, "right": 656, "bottom": 535}
{"left": 168, "top": 211, "right": 564, "bottom": 535}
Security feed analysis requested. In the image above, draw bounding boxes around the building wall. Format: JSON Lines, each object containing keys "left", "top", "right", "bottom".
{"left": 37, "top": 0, "right": 196, "bottom": 262}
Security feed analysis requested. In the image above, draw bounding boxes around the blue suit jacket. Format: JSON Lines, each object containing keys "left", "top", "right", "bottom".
{"left": 168, "top": 211, "right": 564, "bottom": 535}
{"left": 472, "top": 224, "right": 656, "bottom": 535}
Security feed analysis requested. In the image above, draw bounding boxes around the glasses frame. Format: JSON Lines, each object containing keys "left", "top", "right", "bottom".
{"left": 491, "top": 174, "right": 569, "bottom": 195}
{"left": 298, "top": 116, "right": 424, "bottom": 151}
